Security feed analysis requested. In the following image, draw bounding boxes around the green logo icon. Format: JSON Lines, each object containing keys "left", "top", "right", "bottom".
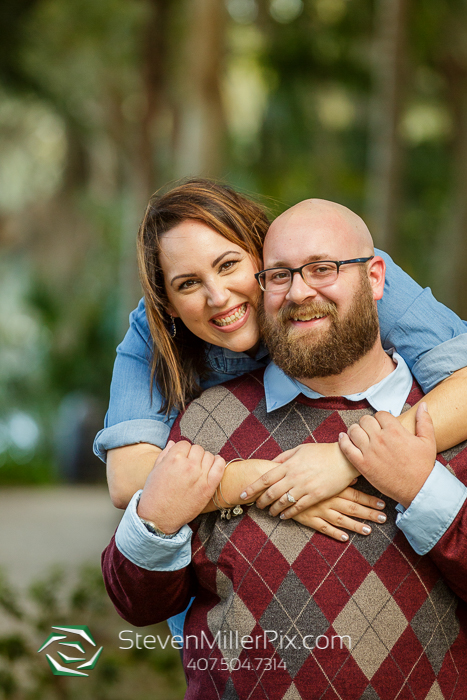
{"left": 37, "top": 625, "right": 103, "bottom": 677}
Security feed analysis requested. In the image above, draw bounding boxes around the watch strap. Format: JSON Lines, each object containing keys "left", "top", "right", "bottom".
{"left": 139, "top": 517, "right": 177, "bottom": 539}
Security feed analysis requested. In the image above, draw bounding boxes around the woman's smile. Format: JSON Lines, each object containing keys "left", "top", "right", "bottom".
{"left": 209, "top": 302, "right": 249, "bottom": 330}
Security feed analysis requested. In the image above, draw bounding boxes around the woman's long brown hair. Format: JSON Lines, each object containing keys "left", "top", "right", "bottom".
{"left": 137, "top": 178, "right": 270, "bottom": 415}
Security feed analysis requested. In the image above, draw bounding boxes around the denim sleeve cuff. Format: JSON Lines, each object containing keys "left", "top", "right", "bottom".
{"left": 93, "top": 419, "right": 171, "bottom": 462}
{"left": 396, "top": 461, "right": 467, "bottom": 555}
{"left": 115, "top": 491, "right": 192, "bottom": 571}
{"left": 411, "top": 334, "right": 467, "bottom": 393}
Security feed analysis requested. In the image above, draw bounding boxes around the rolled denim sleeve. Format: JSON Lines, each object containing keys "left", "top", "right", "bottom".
{"left": 377, "top": 250, "right": 467, "bottom": 392}
{"left": 411, "top": 335, "right": 467, "bottom": 393}
{"left": 93, "top": 298, "right": 179, "bottom": 461}
{"left": 396, "top": 461, "right": 467, "bottom": 555}
{"left": 94, "top": 420, "right": 172, "bottom": 461}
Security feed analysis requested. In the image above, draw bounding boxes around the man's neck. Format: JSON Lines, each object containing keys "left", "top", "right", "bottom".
{"left": 298, "top": 342, "right": 396, "bottom": 396}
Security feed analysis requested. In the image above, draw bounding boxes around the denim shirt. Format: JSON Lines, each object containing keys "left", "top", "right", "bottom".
{"left": 94, "top": 249, "right": 467, "bottom": 460}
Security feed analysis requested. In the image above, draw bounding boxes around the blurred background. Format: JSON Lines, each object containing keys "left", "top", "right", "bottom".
{"left": 1, "top": 1, "right": 467, "bottom": 696}
{"left": 1, "top": 0, "right": 467, "bottom": 483}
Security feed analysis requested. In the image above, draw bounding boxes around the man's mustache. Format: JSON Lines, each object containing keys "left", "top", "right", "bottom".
{"left": 277, "top": 301, "right": 338, "bottom": 323}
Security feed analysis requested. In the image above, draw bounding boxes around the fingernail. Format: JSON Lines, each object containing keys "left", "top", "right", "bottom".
{"left": 362, "top": 526, "right": 371, "bottom": 534}
{"left": 377, "top": 514, "right": 387, "bottom": 523}
{"left": 421, "top": 402, "right": 427, "bottom": 412}
{"left": 240, "top": 492, "right": 247, "bottom": 500}
{"left": 338, "top": 432, "right": 346, "bottom": 440}
{"left": 377, "top": 501, "right": 385, "bottom": 508}
{"left": 341, "top": 534, "right": 348, "bottom": 541}
{"left": 279, "top": 513, "right": 285, "bottom": 519}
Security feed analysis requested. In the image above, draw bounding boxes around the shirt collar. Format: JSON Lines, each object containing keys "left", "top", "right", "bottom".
{"left": 264, "top": 351, "right": 413, "bottom": 417}
{"left": 207, "top": 341, "right": 269, "bottom": 362}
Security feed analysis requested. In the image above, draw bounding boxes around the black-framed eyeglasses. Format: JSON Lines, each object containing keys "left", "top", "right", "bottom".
{"left": 254, "top": 257, "right": 374, "bottom": 292}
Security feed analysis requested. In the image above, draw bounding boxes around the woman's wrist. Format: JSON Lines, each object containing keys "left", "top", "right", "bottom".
{"left": 217, "top": 459, "right": 271, "bottom": 506}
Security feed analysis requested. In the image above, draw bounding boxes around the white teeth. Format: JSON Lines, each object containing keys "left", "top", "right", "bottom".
{"left": 292, "top": 313, "right": 326, "bottom": 322}
{"left": 212, "top": 303, "right": 247, "bottom": 327}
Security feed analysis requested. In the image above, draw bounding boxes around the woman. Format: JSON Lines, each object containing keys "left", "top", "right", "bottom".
{"left": 96, "top": 178, "right": 467, "bottom": 642}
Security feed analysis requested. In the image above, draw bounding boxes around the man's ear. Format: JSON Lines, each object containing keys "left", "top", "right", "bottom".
{"left": 367, "top": 256, "right": 386, "bottom": 300}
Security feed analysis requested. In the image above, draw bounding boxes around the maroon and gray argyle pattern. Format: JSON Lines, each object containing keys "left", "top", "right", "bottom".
{"left": 170, "top": 369, "right": 467, "bottom": 700}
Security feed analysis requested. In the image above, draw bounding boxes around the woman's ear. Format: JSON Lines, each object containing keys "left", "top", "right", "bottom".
{"left": 367, "top": 256, "right": 386, "bottom": 301}
{"left": 165, "top": 303, "right": 179, "bottom": 319}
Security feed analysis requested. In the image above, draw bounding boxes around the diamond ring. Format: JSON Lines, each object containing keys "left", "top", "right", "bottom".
{"left": 286, "top": 491, "right": 296, "bottom": 504}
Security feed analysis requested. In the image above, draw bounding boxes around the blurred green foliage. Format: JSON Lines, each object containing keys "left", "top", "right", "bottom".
{"left": 0, "top": 566, "right": 186, "bottom": 699}
{"left": 0, "top": 0, "right": 466, "bottom": 482}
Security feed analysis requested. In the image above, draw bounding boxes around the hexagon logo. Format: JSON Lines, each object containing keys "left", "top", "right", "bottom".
{"left": 37, "top": 625, "right": 103, "bottom": 677}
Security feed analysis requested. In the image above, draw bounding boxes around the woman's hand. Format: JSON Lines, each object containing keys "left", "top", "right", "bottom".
{"left": 137, "top": 440, "right": 226, "bottom": 533}
{"left": 240, "top": 442, "right": 359, "bottom": 518}
{"left": 293, "top": 487, "right": 387, "bottom": 542}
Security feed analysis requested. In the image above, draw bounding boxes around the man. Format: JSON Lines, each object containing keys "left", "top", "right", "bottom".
{"left": 103, "top": 200, "right": 467, "bottom": 699}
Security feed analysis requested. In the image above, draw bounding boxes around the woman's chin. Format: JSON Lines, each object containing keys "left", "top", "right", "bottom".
{"left": 212, "top": 324, "right": 260, "bottom": 355}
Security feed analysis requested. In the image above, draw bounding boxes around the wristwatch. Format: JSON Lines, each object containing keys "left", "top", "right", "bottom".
{"left": 138, "top": 516, "right": 177, "bottom": 539}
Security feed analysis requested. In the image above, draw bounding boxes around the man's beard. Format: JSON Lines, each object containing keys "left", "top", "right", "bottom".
{"left": 258, "top": 272, "right": 380, "bottom": 379}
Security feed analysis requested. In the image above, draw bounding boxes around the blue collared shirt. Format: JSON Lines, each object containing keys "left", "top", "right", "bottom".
{"left": 264, "top": 351, "right": 412, "bottom": 416}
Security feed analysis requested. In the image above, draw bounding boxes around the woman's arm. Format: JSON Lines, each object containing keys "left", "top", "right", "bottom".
{"left": 96, "top": 298, "right": 177, "bottom": 508}
{"left": 94, "top": 299, "right": 179, "bottom": 463}
{"left": 107, "top": 444, "right": 161, "bottom": 509}
{"left": 397, "top": 366, "right": 467, "bottom": 450}
{"left": 109, "top": 443, "right": 386, "bottom": 542}
{"left": 200, "top": 457, "right": 386, "bottom": 541}
{"left": 107, "top": 364, "right": 467, "bottom": 510}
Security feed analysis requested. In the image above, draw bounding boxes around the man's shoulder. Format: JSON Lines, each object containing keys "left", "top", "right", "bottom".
{"left": 169, "top": 369, "right": 267, "bottom": 453}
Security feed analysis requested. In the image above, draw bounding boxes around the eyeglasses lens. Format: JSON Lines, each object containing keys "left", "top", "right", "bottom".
{"left": 261, "top": 262, "right": 339, "bottom": 291}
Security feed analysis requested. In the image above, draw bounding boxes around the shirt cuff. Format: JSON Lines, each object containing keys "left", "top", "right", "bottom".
{"left": 411, "top": 334, "right": 467, "bottom": 393}
{"left": 396, "top": 461, "right": 467, "bottom": 555}
{"left": 115, "top": 491, "right": 192, "bottom": 570}
{"left": 93, "top": 419, "right": 171, "bottom": 462}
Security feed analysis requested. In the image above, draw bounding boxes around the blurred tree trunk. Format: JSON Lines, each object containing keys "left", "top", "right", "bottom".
{"left": 434, "top": 56, "right": 467, "bottom": 318}
{"left": 365, "top": 0, "right": 408, "bottom": 252}
{"left": 117, "top": 0, "right": 174, "bottom": 334}
{"left": 137, "top": 0, "right": 171, "bottom": 199}
{"left": 174, "top": 0, "right": 227, "bottom": 177}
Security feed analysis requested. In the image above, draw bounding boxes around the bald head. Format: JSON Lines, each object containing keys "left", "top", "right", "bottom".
{"left": 264, "top": 199, "right": 374, "bottom": 267}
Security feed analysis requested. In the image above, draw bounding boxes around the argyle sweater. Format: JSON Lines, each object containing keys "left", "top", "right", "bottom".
{"left": 103, "top": 369, "right": 467, "bottom": 700}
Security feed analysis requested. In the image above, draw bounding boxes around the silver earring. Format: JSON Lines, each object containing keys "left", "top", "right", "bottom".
{"left": 169, "top": 315, "right": 176, "bottom": 339}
